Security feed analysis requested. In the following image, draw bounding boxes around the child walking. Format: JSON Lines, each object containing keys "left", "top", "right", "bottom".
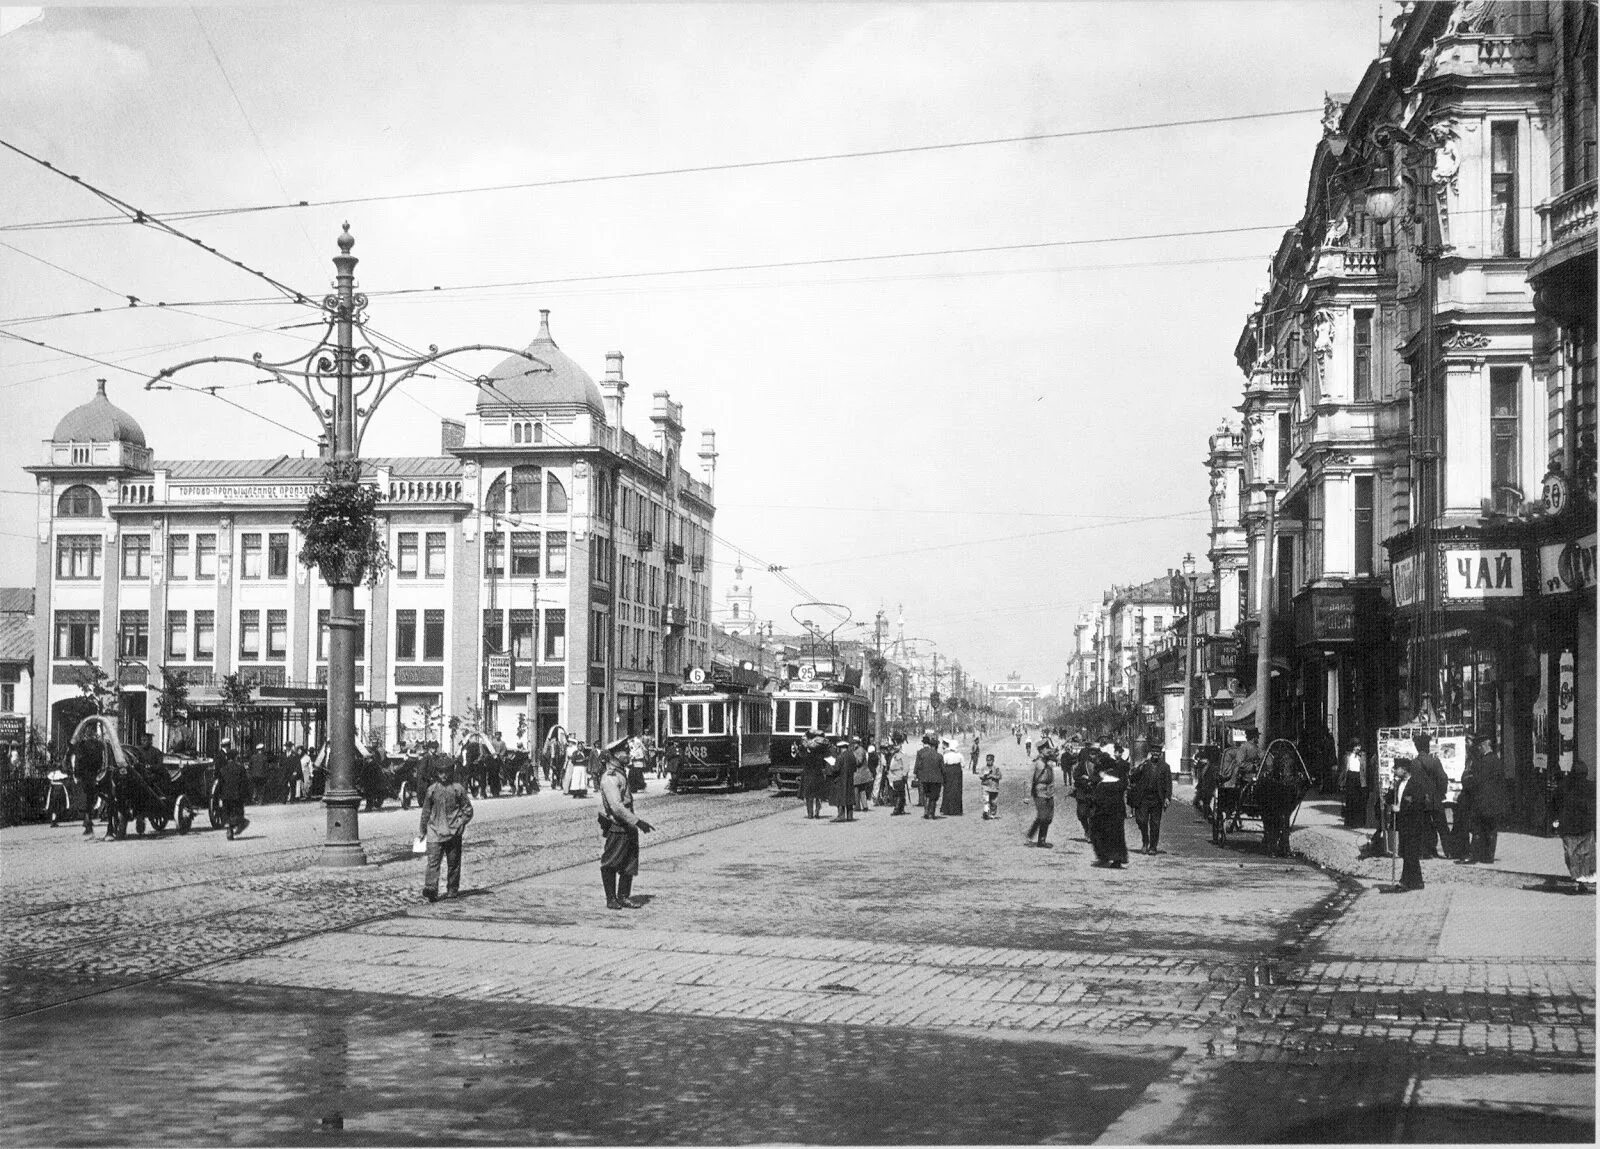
{"left": 980, "top": 754, "right": 1002, "bottom": 819}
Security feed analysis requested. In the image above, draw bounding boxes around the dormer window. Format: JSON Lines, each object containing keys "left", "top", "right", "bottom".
{"left": 511, "top": 421, "right": 545, "bottom": 444}
{"left": 57, "top": 484, "right": 102, "bottom": 517}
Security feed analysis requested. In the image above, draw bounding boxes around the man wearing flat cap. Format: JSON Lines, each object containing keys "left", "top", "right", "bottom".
{"left": 831, "top": 736, "right": 861, "bottom": 822}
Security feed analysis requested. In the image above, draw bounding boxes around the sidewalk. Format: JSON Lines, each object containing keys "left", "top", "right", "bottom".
{"left": 1288, "top": 788, "right": 1578, "bottom": 890}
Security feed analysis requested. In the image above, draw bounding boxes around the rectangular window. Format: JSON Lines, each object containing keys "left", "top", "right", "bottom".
{"left": 1490, "top": 122, "right": 1518, "bottom": 257}
{"left": 167, "top": 611, "right": 189, "bottom": 661}
{"left": 315, "top": 609, "right": 366, "bottom": 662}
{"left": 590, "top": 608, "right": 608, "bottom": 664}
{"left": 1277, "top": 412, "right": 1291, "bottom": 479}
{"left": 195, "top": 534, "right": 217, "bottom": 580}
{"left": 1490, "top": 366, "right": 1521, "bottom": 510}
{"left": 543, "top": 609, "right": 566, "bottom": 661}
{"left": 793, "top": 700, "right": 814, "bottom": 730}
{"left": 510, "top": 609, "right": 535, "bottom": 662}
{"left": 119, "top": 610, "right": 149, "bottom": 659}
{"left": 238, "top": 610, "right": 261, "bottom": 661}
{"left": 423, "top": 609, "right": 445, "bottom": 661}
{"left": 816, "top": 700, "right": 836, "bottom": 732}
{"left": 266, "top": 609, "right": 288, "bottom": 660}
{"left": 240, "top": 533, "right": 263, "bottom": 579}
{"left": 194, "top": 610, "right": 215, "bottom": 661}
{"left": 482, "top": 609, "right": 504, "bottom": 655}
{"left": 0, "top": 684, "right": 11, "bottom": 712}
{"left": 168, "top": 535, "right": 191, "bottom": 580}
{"left": 511, "top": 532, "right": 540, "bottom": 577}
{"left": 394, "top": 609, "right": 417, "bottom": 661}
{"left": 268, "top": 532, "right": 290, "bottom": 579}
{"left": 425, "top": 532, "right": 447, "bottom": 578}
{"left": 1352, "top": 309, "right": 1373, "bottom": 401}
{"left": 1354, "top": 476, "right": 1375, "bottom": 577}
{"left": 55, "top": 535, "right": 102, "bottom": 580}
{"left": 53, "top": 610, "right": 99, "bottom": 660}
{"left": 545, "top": 531, "right": 567, "bottom": 578}
{"left": 484, "top": 532, "right": 505, "bottom": 578}
{"left": 121, "top": 534, "right": 151, "bottom": 579}
{"left": 396, "top": 532, "right": 419, "bottom": 578}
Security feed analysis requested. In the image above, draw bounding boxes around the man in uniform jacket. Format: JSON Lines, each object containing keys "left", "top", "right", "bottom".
{"left": 599, "top": 743, "right": 653, "bottom": 909}
{"left": 419, "top": 760, "right": 474, "bottom": 902}
{"left": 1386, "top": 758, "right": 1428, "bottom": 891}
{"left": 1410, "top": 732, "right": 1450, "bottom": 858}
{"left": 1127, "top": 747, "right": 1173, "bottom": 854}
{"left": 913, "top": 734, "right": 944, "bottom": 819}
{"left": 214, "top": 744, "right": 252, "bottom": 840}
{"left": 246, "top": 743, "right": 269, "bottom": 803}
{"left": 1070, "top": 744, "right": 1096, "bottom": 841}
{"left": 1459, "top": 735, "right": 1509, "bottom": 864}
{"left": 830, "top": 736, "right": 861, "bottom": 823}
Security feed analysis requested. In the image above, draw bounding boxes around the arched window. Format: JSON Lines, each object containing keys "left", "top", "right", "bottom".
{"left": 512, "top": 423, "right": 524, "bottom": 444}
{"left": 532, "top": 422, "right": 544, "bottom": 443}
{"left": 731, "top": 603, "right": 740, "bottom": 619}
{"left": 57, "top": 484, "right": 102, "bottom": 517}
{"left": 545, "top": 473, "right": 568, "bottom": 514}
{"left": 510, "top": 465, "right": 542, "bottom": 513}
{"left": 484, "top": 474, "right": 507, "bottom": 514}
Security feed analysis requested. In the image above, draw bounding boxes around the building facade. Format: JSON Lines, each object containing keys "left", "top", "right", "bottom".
{"left": 1221, "top": 0, "right": 1596, "bottom": 824}
{"left": 26, "top": 312, "right": 718, "bottom": 755}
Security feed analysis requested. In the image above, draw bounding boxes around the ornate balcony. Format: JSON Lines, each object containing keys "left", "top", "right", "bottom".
{"left": 1543, "top": 179, "right": 1597, "bottom": 250}
{"left": 1308, "top": 246, "right": 1387, "bottom": 280}
{"left": 1420, "top": 32, "right": 1552, "bottom": 82}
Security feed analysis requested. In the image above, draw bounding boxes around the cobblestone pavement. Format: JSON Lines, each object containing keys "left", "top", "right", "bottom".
{"left": 1, "top": 739, "right": 1593, "bottom": 1143}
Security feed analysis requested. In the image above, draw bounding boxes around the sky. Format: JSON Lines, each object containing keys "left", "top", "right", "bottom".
{"left": 0, "top": 1, "right": 1396, "bottom": 693}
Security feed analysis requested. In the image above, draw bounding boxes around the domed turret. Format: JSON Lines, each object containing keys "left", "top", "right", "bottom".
{"left": 477, "top": 311, "right": 606, "bottom": 419}
{"left": 52, "top": 379, "right": 147, "bottom": 447}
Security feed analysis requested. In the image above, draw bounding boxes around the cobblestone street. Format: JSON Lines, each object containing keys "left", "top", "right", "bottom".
{"left": 1, "top": 737, "right": 1592, "bottom": 1143}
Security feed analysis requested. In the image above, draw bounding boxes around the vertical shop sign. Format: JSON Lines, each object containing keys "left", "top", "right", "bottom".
{"left": 1557, "top": 650, "right": 1576, "bottom": 772}
{"left": 1532, "top": 653, "right": 1551, "bottom": 772}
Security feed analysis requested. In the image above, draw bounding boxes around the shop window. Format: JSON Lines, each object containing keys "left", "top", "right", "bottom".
{"left": 194, "top": 611, "right": 215, "bottom": 661}
{"left": 543, "top": 609, "right": 566, "bottom": 661}
{"left": 57, "top": 485, "right": 102, "bottom": 517}
{"left": 238, "top": 611, "right": 261, "bottom": 661}
{"left": 1490, "top": 367, "right": 1521, "bottom": 512}
{"left": 395, "top": 609, "right": 417, "bottom": 661}
{"left": 267, "top": 610, "right": 288, "bottom": 661}
{"left": 423, "top": 610, "right": 445, "bottom": 661}
{"left": 1352, "top": 310, "right": 1373, "bottom": 401}
{"left": 240, "top": 533, "right": 263, "bottom": 579}
{"left": 55, "top": 535, "right": 102, "bottom": 580}
{"left": 425, "top": 532, "right": 447, "bottom": 578}
{"left": 1490, "top": 122, "right": 1519, "bottom": 258}
{"left": 396, "top": 532, "right": 419, "bottom": 578}
{"left": 119, "top": 610, "right": 149, "bottom": 659}
{"left": 54, "top": 610, "right": 99, "bottom": 660}
{"left": 167, "top": 611, "right": 189, "bottom": 661}
{"left": 268, "top": 532, "right": 290, "bottom": 579}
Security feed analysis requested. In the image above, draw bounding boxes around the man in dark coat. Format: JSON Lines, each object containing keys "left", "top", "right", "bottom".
{"left": 214, "top": 744, "right": 252, "bottom": 840}
{"left": 830, "top": 736, "right": 860, "bottom": 823}
{"left": 1088, "top": 750, "right": 1130, "bottom": 867}
{"left": 246, "top": 743, "right": 269, "bottom": 804}
{"left": 1127, "top": 746, "right": 1173, "bottom": 854}
{"left": 1459, "top": 734, "right": 1509, "bottom": 864}
{"left": 1386, "top": 758, "right": 1428, "bottom": 891}
{"left": 1411, "top": 732, "right": 1450, "bottom": 858}
{"left": 73, "top": 730, "right": 105, "bottom": 836}
{"left": 1212, "top": 738, "right": 1244, "bottom": 844}
{"left": 913, "top": 734, "right": 943, "bottom": 819}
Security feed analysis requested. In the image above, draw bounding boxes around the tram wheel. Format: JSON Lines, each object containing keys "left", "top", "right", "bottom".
{"left": 175, "top": 797, "right": 195, "bottom": 835}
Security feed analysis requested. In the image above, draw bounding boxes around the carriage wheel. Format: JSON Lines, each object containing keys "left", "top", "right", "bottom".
{"left": 207, "top": 796, "right": 224, "bottom": 830}
{"left": 175, "top": 796, "right": 195, "bottom": 835}
{"left": 399, "top": 782, "right": 414, "bottom": 811}
{"left": 105, "top": 806, "right": 127, "bottom": 840}
{"left": 149, "top": 810, "right": 170, "bottom": 832}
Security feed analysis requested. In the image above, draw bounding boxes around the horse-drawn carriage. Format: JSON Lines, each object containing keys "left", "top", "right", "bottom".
{"left": 1222, "top": 738, "right": 1311, "bottom": 854}
{"left": 72, "top": 717, "right": 218, "bottom": 838}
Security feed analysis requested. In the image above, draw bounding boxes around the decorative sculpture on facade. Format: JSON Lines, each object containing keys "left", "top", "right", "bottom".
{"left": 1321, "top": 212, "right": 1350, "bottom": 249}
{"left": 1313, "top": 309, "right": 1336, "bottom": 361}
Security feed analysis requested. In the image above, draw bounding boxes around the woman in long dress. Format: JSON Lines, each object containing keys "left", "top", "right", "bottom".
{"left": 939, "top": 738, "right": 965, "bottom": 815}
{"left": 564, "top": 744, "right": 590, "bottom": 798}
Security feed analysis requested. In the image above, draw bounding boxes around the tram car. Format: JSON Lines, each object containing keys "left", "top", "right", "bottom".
{"left": 661, "top": 666, "right": 773, "bottom": 792}
{"left": 767, "top": 658, "right": 871, "bottom": 793}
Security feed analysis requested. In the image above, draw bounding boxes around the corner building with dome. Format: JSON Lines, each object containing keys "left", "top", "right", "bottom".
{"left": 24, "top": 311, "right": 719, "bottom": 756}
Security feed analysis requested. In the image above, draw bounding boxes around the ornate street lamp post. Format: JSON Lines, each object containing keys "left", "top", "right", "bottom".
{"left": 146, "top": 224, "right": 544, "bottom": 866}
{"left": 1179, "top": 552, "right": 1199, "bottom": 780}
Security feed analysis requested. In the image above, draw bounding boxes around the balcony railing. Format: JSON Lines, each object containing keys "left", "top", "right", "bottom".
{"left": 1310, "top": 246, "right": 1386, "bottom": 278}
{"left": 1542, "top": 179, "right": 1598, "bottom": 250}
{"left": 387, "top": 478, "right": 464, "bottom": 503}
{"left": 1271, "top": 368, "right": 1300, "bottom": 390}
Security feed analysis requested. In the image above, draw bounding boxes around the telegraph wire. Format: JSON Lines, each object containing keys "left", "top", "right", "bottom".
{"left": 0, "top": 105, "right": 1322, "bottom": 233}
{"left": 0, "top": 239, "right": 131, "bottom": 302}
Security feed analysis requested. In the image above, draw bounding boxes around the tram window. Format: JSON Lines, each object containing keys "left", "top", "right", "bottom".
{"left": 684, "top": 703, "right": 705, "bottom": 734}
{"left": 793, "top": 700, "right": 813, "bottom": 731}
{"left": 708, "top": 704, "right": 726, "bottom": 735}
{"left": 775, "top": 700, "right": 790, "bottom": 731}
{"left": 816, "top": 700, "right": 835, "bottom": 731}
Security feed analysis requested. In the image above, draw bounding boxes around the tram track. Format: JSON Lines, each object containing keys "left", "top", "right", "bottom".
{"left": 0, "top": 787, "right": 792, "bottom": 1022}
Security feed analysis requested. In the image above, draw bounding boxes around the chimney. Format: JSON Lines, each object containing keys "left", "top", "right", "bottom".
{"left": 698, "top": 429, "right": 718, "bottom": 492}
{"left": 440, "top": 418, "right": 465, "bottom": 452}
{"left": 601, "top": 351, "right": 627, "bottom": 428}
{"left": 650, "top": 390, "right": 684, "bottom": 460}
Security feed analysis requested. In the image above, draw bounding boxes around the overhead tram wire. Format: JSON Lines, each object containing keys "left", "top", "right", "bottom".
{"left": 0, "top": 105, "right": 1322, "bottom": 233}
{"left": 0, "top": 136, "right": 318, "bottom": 308}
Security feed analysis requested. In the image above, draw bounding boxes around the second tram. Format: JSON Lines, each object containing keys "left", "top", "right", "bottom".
{"left": 661, "top": 666, "right": 773, "bottom": 792}
{"left": 767, "top": 660, "right": 871, "bottom": 793}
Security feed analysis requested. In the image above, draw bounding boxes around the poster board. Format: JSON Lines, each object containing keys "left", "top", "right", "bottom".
{"left": 1376, "top": 724, "right": 1468, "bottom": 803}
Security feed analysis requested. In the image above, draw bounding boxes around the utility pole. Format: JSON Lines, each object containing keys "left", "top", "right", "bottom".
{"left": 872, "top": 609, "right": 885, "bottom": 746}
{"left": 1254, "top": 484, "right": 1280, "bottom": 746}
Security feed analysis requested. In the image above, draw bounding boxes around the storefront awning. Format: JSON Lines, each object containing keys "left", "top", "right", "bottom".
{"left": 1228, "top": 690, "right": 1258, "bottom": 726}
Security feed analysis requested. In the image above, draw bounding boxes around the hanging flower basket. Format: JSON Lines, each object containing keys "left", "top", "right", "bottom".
{"left": 293, "top": 463, "right": 390, "bottom": 587}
